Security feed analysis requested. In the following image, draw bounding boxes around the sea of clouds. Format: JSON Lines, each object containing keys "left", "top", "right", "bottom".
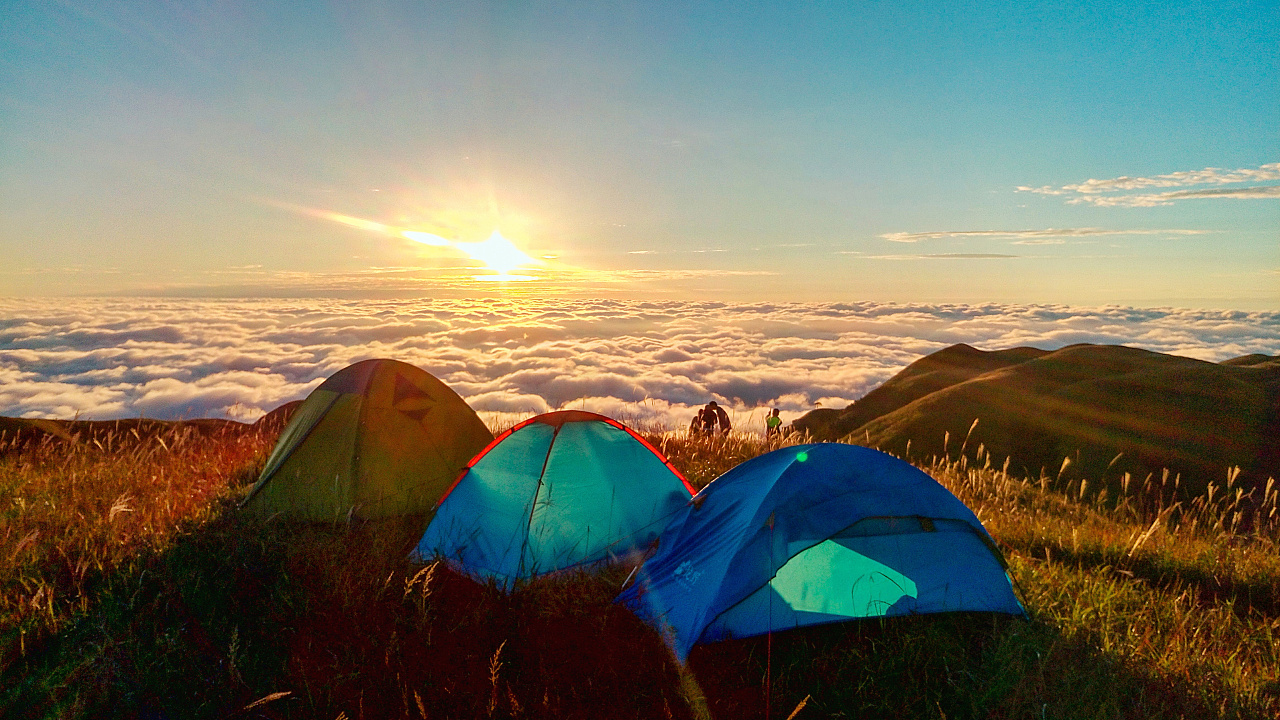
{"left": 2, "top": 298, "right": 1277, "bottom": 431}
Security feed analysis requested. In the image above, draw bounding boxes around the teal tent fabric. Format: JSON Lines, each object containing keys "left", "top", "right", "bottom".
{"left": 410, "top": 410, "right": 695, "bottom": 588}
{"left": 619, "top": 443, "right": 1025, "bottom": 661}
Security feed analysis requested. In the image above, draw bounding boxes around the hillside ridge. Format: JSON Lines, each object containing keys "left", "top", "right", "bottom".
{"left": 795, "top": 343, "right": 1280, "bottom": 496}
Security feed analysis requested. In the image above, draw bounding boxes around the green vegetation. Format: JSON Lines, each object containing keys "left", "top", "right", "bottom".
{"left": 2, "top": 421, "right": 1277, "bottom": 718}
{"left": 794, "top": 344, "right": 1280, "bottom": 502}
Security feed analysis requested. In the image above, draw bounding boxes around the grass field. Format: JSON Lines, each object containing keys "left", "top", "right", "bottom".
{"left": 2, "top": 422, "right": 1277, "bottom": 719}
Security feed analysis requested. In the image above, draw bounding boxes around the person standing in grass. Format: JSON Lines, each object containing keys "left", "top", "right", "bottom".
{"left": 691, "top": 401, "right": 731, "bottom": 435}
{"left": 765, "top": 408, "right": 782, "bottom": 438}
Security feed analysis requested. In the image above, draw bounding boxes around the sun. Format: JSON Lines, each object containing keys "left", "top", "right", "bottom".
{"left": 400, "top": 228, "right": 541, "bottom": 281}
{"left": 453, "top": 230, "right": 541, "bottom": 279}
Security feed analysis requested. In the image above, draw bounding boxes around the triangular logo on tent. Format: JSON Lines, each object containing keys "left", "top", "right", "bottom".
{"left": 393, "top": 373, "right": 436, "bottom": 424}
{"left": 394, "top": 374, "right": 432, "bottom": 404}
{"left": 400, "top": 407, "right": 432, "bottom": 423}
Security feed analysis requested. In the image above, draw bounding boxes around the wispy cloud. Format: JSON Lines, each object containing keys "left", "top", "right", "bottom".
{"left": 862, "top": 253, "right": 1021, "bottom": 260}
{"left": 923, "top": 253, "right": 1019, "bottom": 259}
{"left": 626, "top": 248, "right": 730, "bottom": 255}
{"left": 1065, "top": 164, "right": 1280, "bottom": 193}
{"left": 861, "top": 253, "right": 1022, "bottom": 260}
{"left": 881, "top": 228, "right": 1208, "bottom": 243}
{"left": 1018, "top": 163, "right": 1280, "bottom": 207}
{"left": 3, "top": 299, "right": 1274, "bottom": 429}
{"left": 1073, "top": 185, "right": 1280, "bottom": 208}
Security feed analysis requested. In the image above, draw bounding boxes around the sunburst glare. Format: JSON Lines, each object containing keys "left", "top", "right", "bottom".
{"left": 399, "top": 230, "right": 451, "bottom": 247}
{"left": 277, "top": 201, "right": 543, "bottom": 281}
{"left": 455, "top": 230, "right": 540, "bottom": 279}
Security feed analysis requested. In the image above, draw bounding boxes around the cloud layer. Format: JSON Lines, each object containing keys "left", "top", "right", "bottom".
{"left": 2, "top": 298, "right": 1277, "bottom": 432}
{"left": 1018, "top": 163, "right": 1280, "bottom": 207}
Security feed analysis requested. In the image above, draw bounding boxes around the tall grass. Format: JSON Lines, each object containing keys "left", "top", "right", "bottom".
{"left": 1, "top": 424, "right": 274, "bottom": 658}
{"left": 2, "top": 423, "right": 1277, "bottom": 718}
{"left": 648, "top": 430, "right": 806, "bottom": 489}
{"left": 921, "top": 453, "right": 1280, "bottom": 718}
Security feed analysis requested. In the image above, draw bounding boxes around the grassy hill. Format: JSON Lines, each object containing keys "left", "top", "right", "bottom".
{"left": 0, "top": 409, "right": 299, "bottom": 460}
{"left": 793, "top": 344, "right": 1280, "bottom": 499}
{"left": 1, "top": 413, "right": 1278, "bottom": 718}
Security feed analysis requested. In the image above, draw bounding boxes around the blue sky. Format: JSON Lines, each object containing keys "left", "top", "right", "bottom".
{"left": 2, "top": 1, "right": 1277, "bottom": 307}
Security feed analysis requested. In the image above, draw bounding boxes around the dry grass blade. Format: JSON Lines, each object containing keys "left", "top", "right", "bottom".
{"left": 488, "top": 639, "right": 507, "bottom": 717}
{"left": 108, "top": 494, "right": 134, "bottom": 521}
{"left": 243, "top": 690, "right": 292, "bottom": 710}
{"left": 7, "top": 530, "right": 39, "bottom": 563}
{"left": 785, "top": 694, "right": 811, "bottom": 720}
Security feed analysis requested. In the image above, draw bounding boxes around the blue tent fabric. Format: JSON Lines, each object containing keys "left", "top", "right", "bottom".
{"left": 619, "top": 443, "right": 1025, "bottom": 660}
{"left": 410, "top": 410, "right": 695, "bottom": 589}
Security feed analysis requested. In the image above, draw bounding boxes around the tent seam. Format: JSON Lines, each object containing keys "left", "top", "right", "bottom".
{"left": 518, "top": 423, "right": 561, "bottom": 578}
{"left": 240, "top": 390, "right": 343, "bottom": 507}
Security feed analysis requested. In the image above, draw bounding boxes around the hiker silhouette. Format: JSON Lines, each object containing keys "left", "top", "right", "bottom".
{"left": 691, "top": 401, "right": 731, "bottom": 435}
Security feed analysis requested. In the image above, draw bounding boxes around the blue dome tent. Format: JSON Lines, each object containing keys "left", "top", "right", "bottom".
{"left": 410, "top": 410, "right": 696, "bottom": 589}
{"left": 619, "top": 443, "right": 1025, "bottom": 660}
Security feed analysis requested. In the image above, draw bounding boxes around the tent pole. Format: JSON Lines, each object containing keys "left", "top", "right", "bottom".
{"left": 766, "top": 512, "right": 775, "bottom": 720}
{"left": 766, "top": 624, "right": 772, "bottom": 720}
{"left": 518, "top": 425, "right": 561, "bottom": 579}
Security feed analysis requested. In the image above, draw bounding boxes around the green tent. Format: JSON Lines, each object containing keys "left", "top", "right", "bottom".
{"left": 241, "top": 359, "right": 493, "bottom": 521}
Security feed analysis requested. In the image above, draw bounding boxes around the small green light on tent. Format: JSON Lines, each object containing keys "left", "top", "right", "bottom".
{"left": 795, "top": 451, "right": 808, "bottom": 462}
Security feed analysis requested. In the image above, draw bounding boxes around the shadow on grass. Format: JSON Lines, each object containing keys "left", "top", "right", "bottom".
{"left": 276, "top": 551, "right": 690, "bottom": 720}
{"left": 0, "top": 504, "right": 689, "bottom": 720}
{"left": 5, "top": 502, "right": 1266, "bottom": 720}
{"left": 1010, "top": 539, "right": 1280, "bottom": 618}
{"left": 2, "top": 500, "right": 300, "bottom": 719}
{"left": 689, "top": 612, "right": 1242, "bottom": 720}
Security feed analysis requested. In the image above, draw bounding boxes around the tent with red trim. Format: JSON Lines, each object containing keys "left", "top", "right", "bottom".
{"left": 410, "top": 410, "right": 695, "bottom": 588}
{"left": 241, "top": 359, "right": 493, "bottom": 522}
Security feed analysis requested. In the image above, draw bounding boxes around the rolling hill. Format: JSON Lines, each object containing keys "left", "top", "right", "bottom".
{"left": 793, "top": 343, "right": 1280, "bottom": 497}
{"left": 0, "top": 408, "right": 298, "bottom": 459}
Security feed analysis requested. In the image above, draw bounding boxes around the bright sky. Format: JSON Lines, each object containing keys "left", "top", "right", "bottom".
{"left": 2, "top": 1, "right": 1277, "bottom": 308}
